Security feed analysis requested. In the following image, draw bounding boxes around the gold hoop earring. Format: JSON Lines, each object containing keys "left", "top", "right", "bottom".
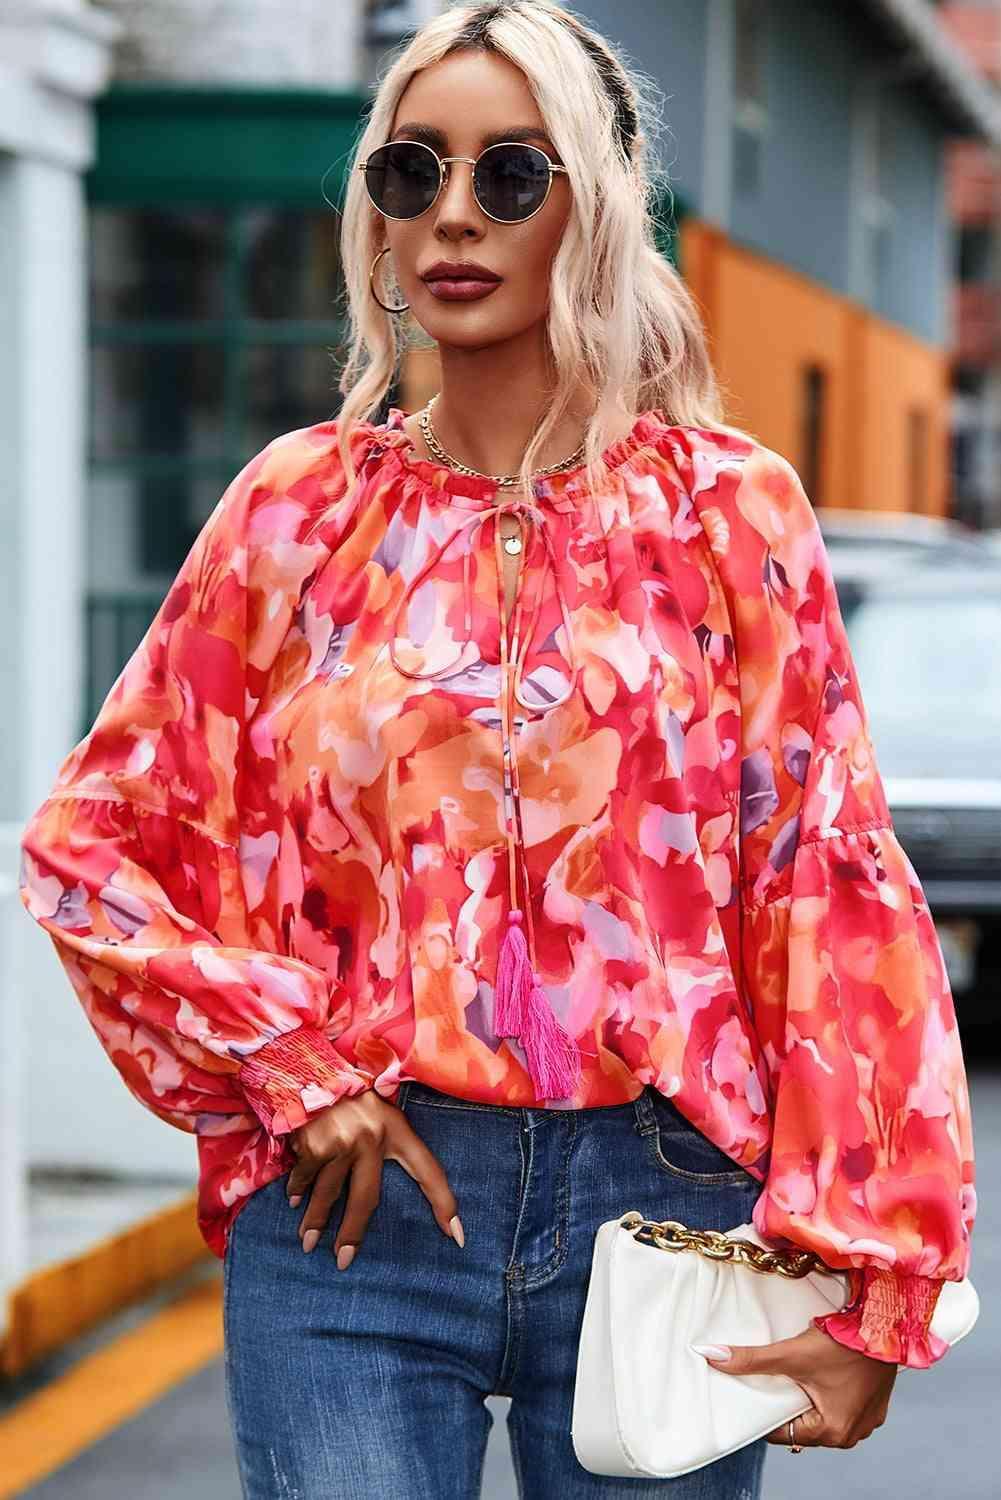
{"left": 370, "top": 246, "right": 409, "bottom": 314}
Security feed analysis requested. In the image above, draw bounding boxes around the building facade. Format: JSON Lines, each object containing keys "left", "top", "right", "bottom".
{"left": 585, "top": 0, "right": 1000, "bottom": 521}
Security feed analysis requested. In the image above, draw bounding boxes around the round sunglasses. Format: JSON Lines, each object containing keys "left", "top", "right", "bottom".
{"left": 357, "top": 139, "right": 569, "bottom": 224}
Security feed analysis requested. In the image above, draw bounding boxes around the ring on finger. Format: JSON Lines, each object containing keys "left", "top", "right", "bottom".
{"left": 786, "top": 1415, "right": 804, "bottom": 1454}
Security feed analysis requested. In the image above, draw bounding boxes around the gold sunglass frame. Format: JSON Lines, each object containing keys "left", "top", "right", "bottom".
{"left": 357, "top": 139, "right": 569, "bottom": 224}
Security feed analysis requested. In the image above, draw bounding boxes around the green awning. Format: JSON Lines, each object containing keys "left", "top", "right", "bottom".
{"left": 87, "top": 85, "right": 372, "bottom": 206}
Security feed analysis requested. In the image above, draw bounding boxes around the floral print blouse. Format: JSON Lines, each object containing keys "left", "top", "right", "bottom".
{"left": 18, "top": 407, "right": 975, "bottom": 1369}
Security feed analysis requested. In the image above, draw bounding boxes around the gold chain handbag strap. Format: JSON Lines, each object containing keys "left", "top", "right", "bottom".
{"left": 618, "top": 1212, "right": 832, "bottom": 1280}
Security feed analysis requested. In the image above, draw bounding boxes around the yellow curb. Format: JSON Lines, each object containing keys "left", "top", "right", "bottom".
{"left": 0, "top": 1274, "right": 223, "bottom": 1497}
{"left": 1, "top": 1190, "right": 211, "bottom": 1379}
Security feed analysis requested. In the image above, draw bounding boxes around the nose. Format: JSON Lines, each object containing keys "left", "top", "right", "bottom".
{"left": 434, "top": 158, "right": 484, "bottom": 229}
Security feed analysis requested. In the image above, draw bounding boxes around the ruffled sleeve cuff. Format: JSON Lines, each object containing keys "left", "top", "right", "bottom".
{"left": 238, "top": 1024, "right": 374, "bottom": 1138}
{"left": 813, "top": 1266, "right": 949, "bottom": 1369}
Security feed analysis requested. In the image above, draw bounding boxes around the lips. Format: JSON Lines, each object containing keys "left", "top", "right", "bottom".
{"left": 421, "top": 263, "right": 501, "bottom": 284}
{"left": 423, "top": 277, "right": 502, "bottom": 301}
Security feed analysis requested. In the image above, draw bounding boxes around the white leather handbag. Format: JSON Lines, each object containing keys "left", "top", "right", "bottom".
{"left": 571, "top": 1212, "right": 979, "bottom": 1479}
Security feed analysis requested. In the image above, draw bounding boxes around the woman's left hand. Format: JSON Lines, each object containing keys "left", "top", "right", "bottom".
{"left": 694, "top": 1324, "right": 898, "bottom": 1448}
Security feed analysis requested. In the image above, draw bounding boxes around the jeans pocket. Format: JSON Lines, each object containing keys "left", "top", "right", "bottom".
{"left": 635, "top": 1087, "right": 757, "bottom": 1186}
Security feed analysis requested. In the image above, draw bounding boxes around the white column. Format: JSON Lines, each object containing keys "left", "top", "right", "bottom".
{"left": 0, "top": 0, "right": 119, "bottom": 1323}
{"left": 2, "top": 154, "right": 90, "bottom": 815}
{"left": 0, "top": 830, "right": 26, "bottom": 1311}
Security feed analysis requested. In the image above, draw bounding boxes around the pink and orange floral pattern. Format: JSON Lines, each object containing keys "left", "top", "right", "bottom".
{"left": 18, "top": 408, "right": 975, "bottom": 1367}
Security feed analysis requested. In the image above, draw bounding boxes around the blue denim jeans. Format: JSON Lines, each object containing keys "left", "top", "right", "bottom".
{"left": 223, "top": 1081, "right": 769, "bottom": 1499}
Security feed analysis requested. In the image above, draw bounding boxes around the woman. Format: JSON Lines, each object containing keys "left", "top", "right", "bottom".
{"left": 18, "top": 3, "right": 975, "bottom": 1497}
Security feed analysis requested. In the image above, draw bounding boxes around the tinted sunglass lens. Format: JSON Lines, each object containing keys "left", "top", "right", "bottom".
{"left": 365, "top": 142, "right": 439, "bottom": 218}
{"left": 475, "top": 145, "right": 551, "bottom": 221}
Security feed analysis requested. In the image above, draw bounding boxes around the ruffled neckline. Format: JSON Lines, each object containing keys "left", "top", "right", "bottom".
{"left": 373, "top": 405, "right": 679, "bottom": 508}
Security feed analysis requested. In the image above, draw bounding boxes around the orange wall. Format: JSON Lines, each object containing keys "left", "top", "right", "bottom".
{"left": 859, "top": 318, "right": 950, "bottom": 517}
{"left": 680, "top": 218, "right": 951, "bottom": 516}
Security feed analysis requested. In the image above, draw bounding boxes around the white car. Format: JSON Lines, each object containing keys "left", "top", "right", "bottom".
{"left": 837, "top": 562, "right": 1001, "bottom": 1020}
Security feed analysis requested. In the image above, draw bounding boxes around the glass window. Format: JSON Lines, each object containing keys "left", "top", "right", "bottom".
{"left": 91, "top": 208, "right": 229, "bottom": 323}
{"left": 733, "top": 0, "right": 768, "bottom": 198}
{"left": 240, "top": 343, "right": 344, "bottom": 457}
{"left": 958, "top": 225, "right": 993, "bottom": 284}
{"left": 800, "top": 363, "right": 826, "bottom": 506}
{"left": 242, "top": 209, "right": 345, "bottom": 320}
{"left": 90, "top": 344, "right": 228, "bottom": 461}
{"left": 735, "top": 0, "right": 767, "bottom": 113}
{"left": 850, "top": 598, "right": 1001, "bottom": 716}
{"left": 86, "top": 202, "right": 352, "bottom": 727}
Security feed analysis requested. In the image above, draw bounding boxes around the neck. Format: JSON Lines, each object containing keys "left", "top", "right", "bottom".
{"left": 426, "top": 328, "right": 599, "bottom": 476}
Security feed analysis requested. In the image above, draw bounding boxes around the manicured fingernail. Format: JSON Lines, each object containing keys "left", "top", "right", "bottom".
{"left": 449, "top": 1215, "right": 465, "bottom": 1248}
{"left": 288, "top": 1194, "right": 302, "bottom": 1207}
{"left": 302, "top": 1229, "right": 319, "bottom": 1252}
{"left": 691, "top": 1343, "right": 731, "bottom": 1361}
{"left": 337, "top": 1244, "right": 356, "bottom": 1271}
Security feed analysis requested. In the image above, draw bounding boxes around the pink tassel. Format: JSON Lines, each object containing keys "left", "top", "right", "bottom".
{"left": 494, "top": 908, "right": 533, "bottom": 1034}
{"left": 495, "top": 910, "right": 582, "bottom": 1102}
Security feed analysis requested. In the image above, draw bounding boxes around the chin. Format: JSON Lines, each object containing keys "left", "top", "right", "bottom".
{"left": 427, "top": 323, "right": 510, "bottom": 351}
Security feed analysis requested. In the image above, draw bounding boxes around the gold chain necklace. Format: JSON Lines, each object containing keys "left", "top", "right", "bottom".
{"left": 418, "top": 392, "right": 587, "bottom": 489}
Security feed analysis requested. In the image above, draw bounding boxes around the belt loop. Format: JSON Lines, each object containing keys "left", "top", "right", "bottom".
{"left": 396, "top": 1081, "right": 412, "bottom": 1111}
{"left": 632, "top": 1086, "right": 656, "bottom": 1135}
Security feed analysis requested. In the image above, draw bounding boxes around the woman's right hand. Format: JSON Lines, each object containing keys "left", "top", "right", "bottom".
{"left": 284, "top": 1090, "right": 465, "bottom": 1269}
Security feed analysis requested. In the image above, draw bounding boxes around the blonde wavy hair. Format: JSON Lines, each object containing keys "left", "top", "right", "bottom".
{"left": 333, "top": 0, "right": 750, "bottom": 498}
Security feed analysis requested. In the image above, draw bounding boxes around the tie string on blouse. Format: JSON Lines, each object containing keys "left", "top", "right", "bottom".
{"left": 388, "top": 495, "right": 585, "bottom": 1102}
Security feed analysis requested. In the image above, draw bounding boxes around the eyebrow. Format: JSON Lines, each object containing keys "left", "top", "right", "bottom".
{"left": 389, "top": 122, "right": 558, "bottom": 152}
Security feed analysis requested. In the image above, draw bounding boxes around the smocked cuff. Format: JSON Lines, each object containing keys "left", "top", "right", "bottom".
{"left": 239, "top": 1024, "right": 373, "bottom": 1137}
{"left": 813, "top": 1266, "right": 949, "bottom": 1369}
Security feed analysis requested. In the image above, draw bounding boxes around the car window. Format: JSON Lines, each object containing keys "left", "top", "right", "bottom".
{"left": 844, "top": 596, "right": 1001, "bottom": 775}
